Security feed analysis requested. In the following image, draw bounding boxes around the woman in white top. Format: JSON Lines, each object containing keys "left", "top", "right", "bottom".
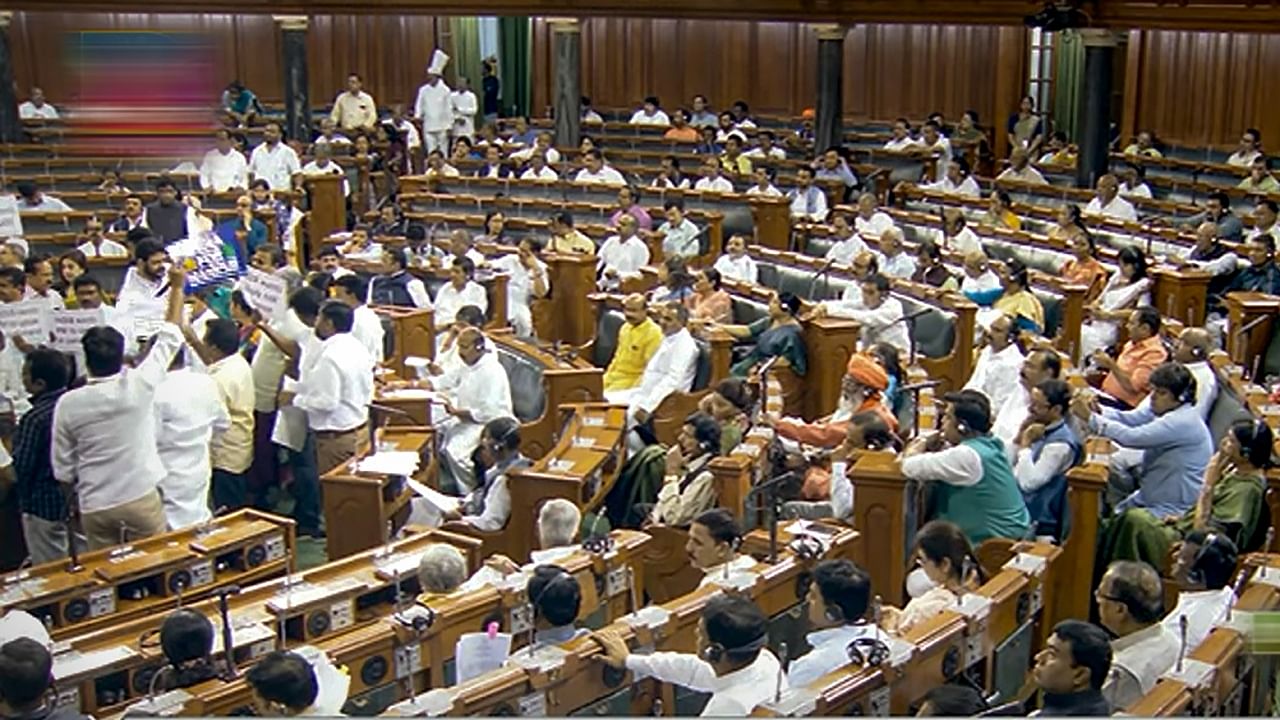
{"left": 490, "top": 237, "right": 550, "bottom": 336}
{"left": 880, "top": 520, "right": 983, "bottom": 635}
{"left": 1078, "top": 246, "right": 1151, "bottom": 359}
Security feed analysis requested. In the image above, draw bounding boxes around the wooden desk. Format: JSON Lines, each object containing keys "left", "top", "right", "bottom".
{"left": 545, "top": 252, "right": 598, "bottom": 346}
{"left": 1153, "top": 267, "right": 1213, "bottom": 328}
{"left": 388, "top": 523, "right": 858, "bottom": 718}
{"left": 1225, "top": 291, "right": 1280, "bottom": 379}
{"left": 52, "top": 527, "right": 481, "bottom": 717}
{"left": 170, "top": 531, "right": 651, "bottom": 718}
{"left": 751, "top": 196, "right": 793, "bottom": 250}
{"left": 321, "top": 427, "right": 435, "bottom": 561}
{"left": 370, "top": 305, "right": 433, "bottom": 378}
{"left": 0, "top": 510, "right": 293, "bottom": 641}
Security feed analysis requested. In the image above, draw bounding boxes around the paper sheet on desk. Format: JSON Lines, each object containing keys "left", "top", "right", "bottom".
{"left": 53, "top": 646, "right": 138, "bottom": 680}
{"left": 381, "top": 387, "right": 441, "bottom": 401}
{"left": 357, "top": 451, "right": 421, "bottom": 476}
{"left": 455, "top": 631, "right": 512, "bottom": 684}
{"left": 213, "top": 621, "right": 277, "bottom": 653}
{"left": 406, "top": 478, "right": 461, "bottom": 514}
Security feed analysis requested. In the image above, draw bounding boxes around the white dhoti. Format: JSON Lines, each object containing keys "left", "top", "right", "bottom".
{"left": 439, "top": 416, "right": 484, "bottom": 493}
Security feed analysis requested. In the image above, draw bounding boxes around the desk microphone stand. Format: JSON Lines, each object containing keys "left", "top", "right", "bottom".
{"left": 746, "top": 471, "right": 800, "bottom": 564}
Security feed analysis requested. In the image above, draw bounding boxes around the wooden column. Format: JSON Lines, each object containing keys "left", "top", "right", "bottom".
{"left": 991, "top": 26, "right": 1028, "bottom": 162}
{"left": 303, "top": 173, "right": 344, "bottom": 268}
{"left": 812, "top": 23, "right": 846, "bottom": 153}
{"left": 274, "top": 15, "right": 311, "bottom": 147}
{"left": 1057, "top": 281, "right": 1089, "bottom": 364}
{"left": 1076, "top": 30, "right": 1118, "bottom": 189}
{"left": 801, "top": 316, "right": 860, "bottom": 421}
{"left": 548, "top": 18, "right": 581, "bottom": 149}
{"left": 850, "top": 451, "right": 911, "bottom": 607}
{"left": 1046, "top": 463, "right": 1107, "bottom": 638}
{"left": 709, "top": 455, "right": 753, "bottom": 525}
{"left": 547, "top": 252, "right": 597, "bottom": 345}
{"left": 0, "top": 13, "right": 21, "bottom": 144}
{"left": 749, "top": 198, "right": 792, "bottom": 251}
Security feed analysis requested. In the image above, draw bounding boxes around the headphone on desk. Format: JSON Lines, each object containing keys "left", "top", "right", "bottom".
{"left": 700, "top": 632, "right": 768, "bottom": 664}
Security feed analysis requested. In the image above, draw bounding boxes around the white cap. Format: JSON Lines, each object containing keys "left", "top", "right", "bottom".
{"left": 4, "top": 236, "right": 28, "bottom": 258}
{"left": 427, "top": 49, "right": 450, "bottom": 76}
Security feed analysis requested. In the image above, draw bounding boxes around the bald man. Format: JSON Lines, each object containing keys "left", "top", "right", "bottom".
{"left": 602, "top": 294, "right": 662, "bottom": 394}
{"left": 960, "top": 250, "right": 1002, "bottom": 305}
{"left": 1085, "top": 174, "right": 1138, "bottom": 221}
{"left": 432, "top": 326, "right": 514, "bottom": 493}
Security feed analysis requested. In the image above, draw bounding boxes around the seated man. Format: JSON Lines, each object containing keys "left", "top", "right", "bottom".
{"left": 770, "top": 352, "right": 895, "bottom": 449}
{"left": 592, "top": 594, "right": 786, "bottom": 716}
{"left": 959, "top": 250, "right": 1002, "bottom": 305}
{"left": 411, "top": 417, "right": 528, "bottom": 531}
{"left": 526, "top": 565, "right": 589, "bottom": 645}
{"left": 1071, "top": 362, "right": 1211, "bottom": 519}
{"left": 0, "top": 638, "right": 91, "bottom": 720}
{"left": 597, "top": 215, "right": 650, "bottom": 291}
{"left": 655, "top": 199, "right": 702, "bottom": 260}
{"left": 1093, "top": 306, "right": 1168, "bottom": 409}
{"left": 836, "top": 273, "right": 910, "bottom": 354}
{"left": 1096, "top": 560, "right": 1178, "bottom": 711}
{"left": 823, "top": 211, "right": 867, "bottom": 265}
{"left": 712, "top": 234, "right": 758, "bottom": 284}
{"left": 602, "top": 294, "right": 663, "bottom": 395}
{"left": 603, "top": 302, "right": 698, "bottom": 433}
{"left": 1164, "top": 530, "right": 1239, "bottom": 652}
{"left": 463, "top": 498, "right": 582, "bottom": 590}
{"left": 900, "top": 389, "right": 1031, "bottom": 544}
{"left": 1225, "top": 232, "right": 1280, "bottom": 295}
{"left": 1030, "top": 620, "right": 1113, "bottom": 716}
{"left": 1011, "top": 379, "right": 1082, "bottom": 541}
{"left": 415, "top": 543, "right": 468, "bottom": 594}
{"left": 547, "top": 211, "right": 597, "bottom": 256}
{"left": 808, "top": 251, "right": 879, "bottom": 319}
{"left": 787, "top": 559, "right": 889, "bottom": 687}
{"left": 877, "top": 227, "right": 917, "bottom": 279}
{"left": 430, "top": 328, "right": 514, "bottom": 492}
{"left": 788, "top": 166, "right": 828, "bottom": 222}
{"left": 852, "top": 192, "right": 895, "bottom": 239}
{"left": 154, "top": 609, "right": 221, "bottom": 691}
{"left": 433, "top": 257, "right": 489, "bottom": 329}
{"left": 688, "top": 508, "right": 755, "bottom": 587}
{"left": 963, "top": 312, "right": 1025, "bottom": 414}
{"left": 369, "top": 246, "right": 431, "bottom": 308}
{"left": 246, "top": 649, "right": 348, "bottom": 717}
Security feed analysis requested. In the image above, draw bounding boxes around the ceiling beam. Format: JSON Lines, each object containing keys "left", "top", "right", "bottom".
{"left": 4, "top": 0, "right": 1280, "bottom": 31}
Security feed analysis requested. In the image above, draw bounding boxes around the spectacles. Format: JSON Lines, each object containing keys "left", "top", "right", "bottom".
{"left": 1094, "top": 590, "right": 1123, "bottom": 604}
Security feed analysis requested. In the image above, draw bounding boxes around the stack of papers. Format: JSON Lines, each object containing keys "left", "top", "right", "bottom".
{"left": 357, "top": 451, "right": 421, "bottom": 476}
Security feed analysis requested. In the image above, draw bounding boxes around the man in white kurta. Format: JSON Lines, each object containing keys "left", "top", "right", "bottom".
{"left": 490, "top": 243, "right": 549, "bottom": 337}
{"left": 604, "top": 303, "right": 699, "bottom": 432}
{"left": 963, "top": 312, "right": 1026, "bottom": 414}
{"left": 451, "top": 77, "right": 478, "bottom": 141}
{"left": 434, "top": 328, "right": 514, "bottom": 493}
{"left": 414, "top": 73, "right": 453, "bottom": 155}
{"left": 830, "top": 274, "right": 910, "bottom": 355}
{"left": 433, "top": 258, "right": 489, "bottom": 327}
{"left": 596, "top": 215, "right": 651, "bottom": 291}
{"left": 154, "top": 352, "right": 230, "bottom": 529}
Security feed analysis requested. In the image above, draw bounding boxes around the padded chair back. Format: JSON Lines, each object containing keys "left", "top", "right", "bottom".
{"left": 496, "top": 346, "right": 547, "bottom": 422}
{"left": 730, "top": 296, "right": 770, "bottom": 325}
{"left": 897, "top": 295, "right": 956, "bottom": 359}
{"left": 423, "top": 274, "right": 448, "bottom": 300}
{"left": 1032, "top": 288, "right": 1063, "bottom": 338}
{"left": 380, "top": 315, "right": 396, "bottom": 359}
{"left": 805, "top": 236, "right": 835, "bottom": 259}
{"left": 755, "top": 262, "right": 779, "bottom": 290}
{"left": 1207, "top": 383, "right": 1251, "bottom": 447}
{"left": 592, "top": 308, "right": 626, "bottom": 369}
{"left": 691, "top": 339, "right": 712, "bottom": 391}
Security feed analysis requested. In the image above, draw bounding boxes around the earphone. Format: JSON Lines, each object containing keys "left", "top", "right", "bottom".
{"left": 956, "top": 419, "right": 971, "bottom": 435}
{"left": 700, "top": 632, "right": 767, "bottom": 663}
{"left": 845, "top": 637, "right": 891, "bottom": 667}
{"left": 486, "top": 420, "right": 519, "bottom": 455}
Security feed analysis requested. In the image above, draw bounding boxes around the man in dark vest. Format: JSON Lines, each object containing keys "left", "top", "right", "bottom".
{"left": 369, "top": 246, "right": 430, "bottom": 308}
{"left": 900, "top": 389, "right": 1031, "bottom": 544}
{"left": 1010, "top": 378, "right": 1082, "bottom": 541}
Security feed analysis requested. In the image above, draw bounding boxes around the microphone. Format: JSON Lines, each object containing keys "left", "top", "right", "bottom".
{"left": 805, "top": 257, "right": 838, "bottom": 300}
{"left": 774, "top": 641, "right": 788, "bottom": 702}
{"left": 216, "top": 585, "right": 242, "bottom": 678}
{"left": 64, "top": 502, "right": 82, "bottom": 573}
{"left": 1176, "top": 614, "right": 1188, "bottom": 673}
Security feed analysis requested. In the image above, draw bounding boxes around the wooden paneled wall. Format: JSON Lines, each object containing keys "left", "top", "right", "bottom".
{"left": 7, "top": 11, "right": 447, "bottom": 110}
{"left": 530, "top": 19, "right": 1025, "bottom": 129}
{"left": 1122, "top": 29, "right": 1280, "bottom": 151}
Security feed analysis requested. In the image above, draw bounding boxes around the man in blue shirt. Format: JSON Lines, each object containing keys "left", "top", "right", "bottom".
{"left": 1071, "top": 362, "right": 1211, "bottom": 518}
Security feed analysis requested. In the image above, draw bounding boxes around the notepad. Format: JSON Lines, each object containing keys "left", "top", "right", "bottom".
{"left": 382, "top": 387, "right": 437, "bottom": 401}
{"left": 212, "top": 621, "right": 277, "bottom": 653}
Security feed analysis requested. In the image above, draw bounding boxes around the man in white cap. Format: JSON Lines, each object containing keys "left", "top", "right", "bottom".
{"left": 414, "top": 50, "right": 454, "bottom": 155}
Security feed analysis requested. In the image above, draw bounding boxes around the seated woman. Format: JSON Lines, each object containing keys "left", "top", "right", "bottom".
{"left": 1098, "top": 418, "right": 1271, "bottom": 574}
{"left": 1079, "top": 247, "right": 1151, "bottom": 358}
{"left": 880, "top": 520, "right": 984, "bottom": 636}
{"left": 983, "top": 189, "right": 1022, "bottom": 231}
{"left": 1058, "top": 218, "right": 1108, "bottom": 302}
{"left": 698, "top": 377, "right": 758, "bottom": 453}
{"left": 648, "top": 413, "right": 723, "bottom": 527}
{"left": 650, "top": 255, "right": 695, "bottom": 304}
{"left": 717, "top": 291, "right": 807, "bottom": 378}
{"left": 986, "top": 258, "right": 1044, "bottom": 335}
{"left": 685, "top": 267, "right": 733, "bottom": 325}
{"left": 867, "top": 342, "right": 906, "bottom": 421}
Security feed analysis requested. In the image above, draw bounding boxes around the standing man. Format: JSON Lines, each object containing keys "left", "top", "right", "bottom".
{"left": 200, "top": 129, "right": 249, "bottom": 193}
{"left": 330, "top": 275, "right": 386, "bottom": 363}
{"left": 414, "top": 50, "right": 454, "bottom": 155}
{"left": 451, "top": 77, "right": 478, "bottom": 142}
{"left": 185, "top": 319, "right": 256, "bottom": 512}
{"left": 330, "top": 73, "right": 378, "bottom": 133}
{"left": 22, "top": 255, "right": 64, "bottom": 311}
{"left": 115, "top": 236, "right": 169, "bottom": 324}
{"left": 53, "top": 265, "right": 186, "bottom": 549}
{"left": 153, "top": 346, "right": 229, "bottom": 529}
{"left": 248, "top": 122, "right": 302, "bottom": 192}
{"left": 12, "top": 349, "right": 78, "bottom": 564}
{"left": 279, "top": 301, "right": 375, "bottom": 476}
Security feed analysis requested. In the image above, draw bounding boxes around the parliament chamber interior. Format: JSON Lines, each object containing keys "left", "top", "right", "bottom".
{"left": 2, "top": 0, "right": 1280, "bottom": 717}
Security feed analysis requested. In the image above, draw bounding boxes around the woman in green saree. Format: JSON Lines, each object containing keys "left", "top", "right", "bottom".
{"left": 1099, "top": 418, "right": 1273, "bottom": 574}
{"left": 717, "top": 291, "right": 808, "bottom": 378}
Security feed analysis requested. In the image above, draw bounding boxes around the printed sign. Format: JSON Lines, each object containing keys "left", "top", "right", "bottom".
{"left": 51, "top": 308, "right": 107, "bottom": 353}
{"left": 0, "top": 300, "right": 50, "bottom": 344}
{"left": 240, "top": 267, "right": 288, "bottom": 320}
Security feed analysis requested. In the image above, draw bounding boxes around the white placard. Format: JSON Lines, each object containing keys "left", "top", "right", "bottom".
{"left": 240, "top": 266, "right": 289, "bottom": 320}
{"left": 0, "top": 300, "right": 50, "bottom": 343}
{"left": 51, "top": 308, "right": 106, "bottom": 353}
